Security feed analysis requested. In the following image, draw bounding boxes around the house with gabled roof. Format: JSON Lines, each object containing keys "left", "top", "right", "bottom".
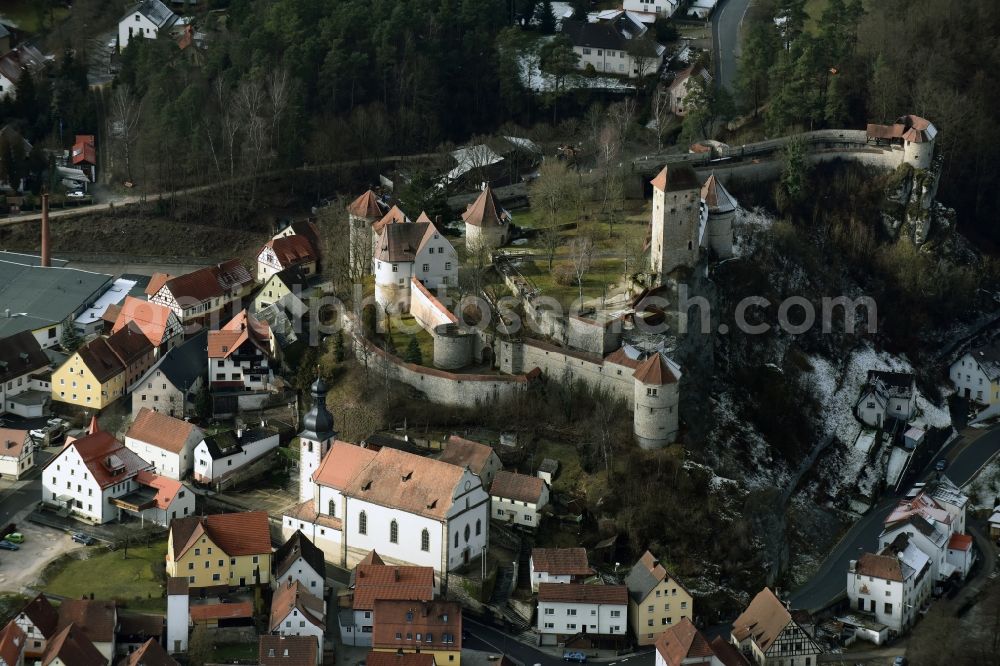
{"left": 13, "top": 593, "right": 58, "bottom": 659}
{"left": 0, "top": 330, "right": 51, "bottom": 418}
{"left": 654, "top": 617, "right": 748, "bottom": 666}
{"left": 847, "top": 534, "right": 931, "bottom": 635}
{"left": 270, "top": 580, "right": 325, "bottom": 662}
{"left": 626, "top": 550, "right": 694, "bottom": 645}
{"left": 125, "top": 637, "right": 179, "bottom": 666}
{"left": 131, "top": 330, "right": 208, "bottom": 419}
{"left": 950, "top": 338, "right": 1000, "bottom": 406}
{"left": 340, "top": 556, "right": 435, "bottom": 647}
{"left": 52, "top": 322, "right": 155, "bottom": 411}
{"left": 146, "top": 260, "right": 254, "bottom": 326}
{"left": 207, "top": 310, "right": 275, "bottom": 392}
{"left": 490, "top": 470, "right": 549, "bottom": 529}
{"left": 165, "top": 510, "right": 273, "bottom": 590}
{"left": 125, "top": 407, "right": 204, "bottom": 480}
{"left": 274, "top": 530, "right": 327, "bottom": 595}
{"left": 111, "top": 296, "right": 183, "bottom": 357}
{"left": 461, "top": 185, "right": 511, "bottom": 250}
{"left": 192, "top": 425, "right": 280, "bottom": 485}
{"left": 854, "top": 370, "right": 917, "bottom": 428}
{"left": 529, "top": 548, "right": 593, "bottom": 592}
{"left": 438, "top": 436, "right": 502, "bottom": 488}
{"left": 0, "top": 619, "right": 26, "bottom": 666}
{"left": 119, "top": 0, "right": 179, "bottom": 52}
{"left": 257, "top": 229, "right": 320, "bottom": 282}
{"left": 56, "top": 599, "right": 117, "bottom": 662}
{"left": 729, "top": 588, "right": 820, "bottom": 666}
{"left": 668, "top": 64, "right": 712, "bottom": 115}
{"left": 373, "top": 218, "right": 458, "bottom": 313}
{"left": 536, "top": 583, "right": 628, "bottom": 647}
{"left": 259, "top": 634, "right": 318, "bottom": 666}
{"left": 371, "top": 599, "right": 461, "bottom": 666}
{"left": 0, "top": 427, "right": 32, "bottom": 480}
{"left": 41, "top": 623, "right": 108, "bottom": 666}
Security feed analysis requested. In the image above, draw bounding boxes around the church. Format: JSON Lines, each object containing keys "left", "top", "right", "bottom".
{"left": 281, "top": 377, "right": 490, "bottom": 582}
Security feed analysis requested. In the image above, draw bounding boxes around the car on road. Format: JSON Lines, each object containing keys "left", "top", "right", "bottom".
{"left": 893, "top": 657, "right": 908, "bottom": 666}
{"left": 935, "top": 459, "right": 948, "bottom": 471}
{"left": 4, "top": 533, "right": 23, "bottom": 544}
{"left": 563, "top": 653, "right": 587, "bottom": 663}
{"left": 72, "top": 533, "right": 95, "bottom": 545}
{"left": 0, "top": 540, "right": 19, "bottom": 551}
{"left": 67, "top": 190, "right": 86, "bottom": 198}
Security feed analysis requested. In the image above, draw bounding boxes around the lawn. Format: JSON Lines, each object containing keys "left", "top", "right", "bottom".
{"left": 39, "top": 541, "right": 168, "bottom": 611}
{"left": 0, "top": 1, "right": 69, "bottom": 34}
{"left": 386, "top": 314, "right": 435, "bottom": 365}
{"left": 524, "top": 257, "right": 625, "bottom": 309}
{"left": 212, "top": 643, "right": 259, "bottom": 661}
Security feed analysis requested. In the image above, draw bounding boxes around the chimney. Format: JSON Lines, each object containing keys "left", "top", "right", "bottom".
{"left": 41, "top": 193, "right": 50, "bottom": 268}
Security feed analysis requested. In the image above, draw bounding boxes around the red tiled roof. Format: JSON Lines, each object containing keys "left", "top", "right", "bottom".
{"left": 112, "top": 297, "right": 179, "bottom": 347}
{"left": 366, "top": 653, "right": 436, "bottom": 666}
{"left": 655, "top": 618, "right": 713, "bottom": 666}
{"left": 314, "top": 441, "right": 377, "bottom": 489}
{"left": 438, "top": 436, "right": 496, "bottom": 475}
{"left": 531, "top": 548, "right": 592, "bottom": 576}
{"left": 106, "top": 322, "right": 155, "bottom": 366}
{"left": 18, "top": 593, "right": 59, "bottom": 638}
{"left": 50, "top": 430, "right": 152, "bottom": 490}
{"left": 75, "top": 336, "right": 126, "bottom": 383}
{"left": 372, "top": 205, "right": 410, "bottom": 234}
{"left": 0, "top": 620, "right": 26, "bottom": 666}
{"left": 262, "top": 234, "right": 318, "bottom": 268}
{"left": 42, "top": 623, "right": 108, "bottom": 666}
{"left": 157, "top": 260, "right": 253, "bottom": 303}
{"left": 461, "top": 186, "right": 509, "bottom": 228}
{"left": 135, "top": 470, "right": 185, "bottom": 509}
{"left": 948, "top": 533, "right": 973, "bottom": 551}
{"left": 0, "top": 428, "right": 28, "bottom": 459}
{"left": 286, "top": 500, "right": 343, "bottom": 531}
{"left": 347, "top": 190, "right": 387, "bottom": 220}
{"left": 169, "top": 511, "right": 272, "bottom": 560}
{"left": 537, "top": 583, "right": 627, "bottom": 605}
{"left": 633, "top": 353, "right": 679, "bottom": 386}
{"left": 189, "top": 601, "right": 253, "bottom": 623}
{"left": 56, "top": 599, "right": 117, "bottom": 644}
{"left": 259, "top": 635, "right": 318, "bottom": 666}
{"left": 709, "top": 636, "right": 750, "bottom": 666}
{"left": 353, "top": 564, "right": 435, "bottom": 611}
{"left": 854, "top": 553, "right": 904, "bottom": 582}
{"left": 125, "top": 637, "right": 179, "bottom": 666}
{"left": 371, "top": 599, "right": 462, "bottom": 651}
{"left": 71, "top": 135, "right": 96, "bottom": 166}
{"left": 374, "top": 222, "right": 436, "bottom": 263}
{"left": 269, "top": 580, "right": 325, "bottom": 631}
{"left": 127, "top": 408, "right": 200, "bottom": 454}
{"left": 490, "top": 470, "right": 545, "bottom": 504}
{"left": 358, "top": 550, "right": 384, "bottom": 566}
{"left": 145, "top": 273, "right": 173, "bottom": 297}
{"left": 731, "top": 588, "right": 790, "bottom": 652}
{"left": 207, "top": 310, "right": 271, "bottom": 359}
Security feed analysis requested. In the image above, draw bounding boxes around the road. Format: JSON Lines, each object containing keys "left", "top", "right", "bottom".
{"left": 711, "top": 0, "right": 754, "bottom": 92}
{"left": 0, "top": 446, "right": 54, "bottom": 528}
{"left": 790, "top": 426, "right": 1000, "bottom": 611}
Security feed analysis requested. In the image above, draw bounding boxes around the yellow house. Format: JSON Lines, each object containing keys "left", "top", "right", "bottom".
{"left": 166, "top": 511, "right": 273, "bottom": 589}
{"left": 52, "top": 324, "right": 154, "bottom": 411}
{"left": 372, "top": 599, "right": 462, "bottom": 666}
{"left": 625, "top": 550, "right": 694, "bottom": 646}
{"left": 253, "top": 267, "right": 312, "bottom": 313}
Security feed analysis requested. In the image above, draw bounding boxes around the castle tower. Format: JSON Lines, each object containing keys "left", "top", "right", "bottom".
{"left": 632, "top": 352, "right": 682, "bottom": 450}
{"left": 298, "top": 375, "right": 337, "bottom": 502}
{"left": 700, "top": 174, "right": 737, "bottom": 259}
{"left": 896, "top": 115, "right": 937, "bottom": 170}
{"left": 346, "top": 190, "right": 388, "bottom": 276}
{"left": 462, "top": 184, "right": 512, "bottom": 251}
{"left": 649, "top": 166, "right": 703, "bottom": 283}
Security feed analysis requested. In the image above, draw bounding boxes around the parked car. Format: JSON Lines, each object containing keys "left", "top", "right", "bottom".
{"left": 0, "top": 541, "right": 19, "bottom": 551}
{"left": 30, "top": 419, "right": 67, "bottom": 444}
{"left": 67, "top": 190, "right": 86, "bottom": 198}
{"left": 4, "top": 533, "right": 23, "bottom": 544}
{"left": 72, "top": 533, "right": 95, "bottom": 545}
{"left": 935, "top": 459, "right": 948, "bottom": 471}
{"left": 893, "top": 657, "right": 908, "bottom": 666}
{"left": 563, "top": 653, "right": 587, "bottom": 663}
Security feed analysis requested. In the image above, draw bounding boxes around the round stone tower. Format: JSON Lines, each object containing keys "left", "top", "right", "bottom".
{"left": 700, "top": 174, "right": 737, "bottom": 259}
{"left": 433, "top": 323, "right": 475, "bottom": 370}
{"left": 896, "top": 115, "right": 937, "bottom": 170}
{"left": 298, "top": 374, "right": 337, "bottom": 502}
{"left": 632, "top": 352, "right": 682, "bottom": 450}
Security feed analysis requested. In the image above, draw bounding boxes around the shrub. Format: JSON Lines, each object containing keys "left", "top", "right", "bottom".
{"left": 553, "top": 263, "right": 575, "bottom": 286}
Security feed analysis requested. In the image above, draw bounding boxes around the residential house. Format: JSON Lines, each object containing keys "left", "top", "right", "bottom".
{"left": 686, "top": 0, "right": 718, "bottom": 19}
{"left": 623, "top": 0, "right": 677, "bottom": 21}
{"left": 257, "top": 229, "right": 320, "bottom": 282}
{"left": 536, "top": 583, "right": 628, "bottom": 646}
{"left": 165, "top": 511, "right": 273, "bottom": 590}
{"left": 950, "top": 340, "right": 1000, "bottom": 405}
{"left": 269, "top": 580, "right": 325, "bottom": 662}
{"left": 274, "top": 530, "right": 327, "bottom": 595}
{"left": 729, "top": 588, "right": 821, "bottom": 666}
{"left": 438, "top": 436, "right": 503, "bottom": 489}
{"left": 625, "top": 550, "right": 694, "bottom": 646}
{"left": 192, "top": 426, "right": 280, "bottom": 484}
{"left": 284, "top": 439, "right": 490, "bottom": 581}
{"left": 667, "top": 64, "right": 713, "bottom": 115}
{"left": 847, "top": 535, "right": 932, "bottom": 634}
{"left": 461, "top": 186, "right": 512, "bottom": 250}
{"left": 116, "top": 610, "right": 166, "bottom": 657}
{"left": 114, "top": 470, "right": 196, "bottom": 527}
{"left": 444, "top": 136, "right": 541, "bottom": 189}
{"left": 373, "top": 217, "right": 458, "bottom": 312}
{"left": 71, "top": 135, "right": 96, "bottom": 182}
{"left": 41, "top": 422, "right": 153, "bottom": 524}
{"left": 51, "top": 323, "right": 155, "bottom": 411}
{"left": 146, "top": 260, "right": 254, "bottom": 326}
{"left": 131, "top": 330, "right": 208, "bottom": 418}
{"left": 367, "top": 653, "right": 436, "bottom": 666}
{"left": 490, "top": 471, "right": 549, "bottom": 528}
{"left": 0, "top": 428, "right": 32, "bottom": 481}
{"left": 561, "top": 18, "right": 662, "bottom": 79}
{"left": 879, "top": 484, "right": 971, "bottom": 581}
{"left": 654, "top": 618, "right": 748, "bottom": 666}
{"left": 259, "top": 635, "right": 318, "bottom": 666}
{"left": 529, "top": 548, "right": 593, "bottom": 592}
{"left": 371, "top": 600, "right": 462, "bottom": 666}
{"left": 253, "top": 265, "right": 316, "bottom": 314}
{"left": 119, "top": 0, "right": 179, "bottom": 52}
{"left": 124, "top": 638, "right": 179, "bottom": 666}
{"left": 207, "top": 310, "right": 275, "bottom": 392}
{"left": 0, "top": 620, "right": 26, "bottom": 666}
{"left": 855, "top": 371, "right": 918, "bottom": 428}
{"left": 56, "top": 600, "right": 117, "bottom": 663}
{"left": 40, "top": 624, "right": 108, "bottom": 666}
{"left": 0, "top": 330, "right": 50, "bottom": 417}
{"left": 340, "top": 556, "right": 435, "bottom": 647}
{"left": 189, "top": 601, "right": 254, "bottom": 629}
{"left": 537, "top": 459, "right": 559, "bottom": 485}
{"left": 0, "top": 45, "right": 44, "bottom": 101}
{"left": 111, "top": 296, "right": 183, "bottom": 358}
{"left": 13, "top": 594, "right": 58, "bottom": 659}
{"left": 946, "top": 533, "right": 974, "bottom": 579}
{"left": 125, "top": 408, "right": 204, "bottom": 480}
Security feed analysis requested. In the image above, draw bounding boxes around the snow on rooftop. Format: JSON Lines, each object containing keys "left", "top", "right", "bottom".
{"left": 886, "top": 447, "right": 912, "bottom": 488}
{"left": 75, "top": 278, "right": 138, "bottom": 325}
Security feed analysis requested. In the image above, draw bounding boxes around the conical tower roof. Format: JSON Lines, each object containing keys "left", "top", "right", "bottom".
{"left": 633, "top": 353, "right": 681, "bottom": 386}
{"left": 347, "top": 190, "right": 386, "bottom": 220}
{"left": 700, "top": 174, "right": 736, "bottom": 214}
{"left": 461, "top": 185, "right": 509, "bottom": 227}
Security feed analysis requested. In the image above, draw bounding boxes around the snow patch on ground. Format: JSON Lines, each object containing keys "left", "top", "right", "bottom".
{"left": 708, "top": 392, "right": 792, "bottom": 491}
{"left": 516, "top": 40, "right": 637, "bottom": 92}
{"left": 886, "top": 446, "right": 912, "bottom": 488}
{"left": 963, "top": 453, "right": 1000, "bottom": 510}
{"left": 732, "top": 206, "right": 773, "bottom": 256}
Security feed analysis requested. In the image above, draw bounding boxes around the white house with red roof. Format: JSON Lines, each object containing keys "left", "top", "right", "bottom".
{"left": 207, "top": 310, "right": 275, "bottom": 392}
{"left": 848, "top": 535, "right": 932, "bottom": 635}
{"left": 529, "top": 548, "right": 594, "bottom": 592}
{"left": 654, "top": 617, "right": 748, "bottom": 666}
{"left": 125, "top": 407, "right": 204, "bottom": 480}
{"left": 372, "top": 213, "right": 458, "bottom": 313}
{"left": 0, "top": 427, "right": 33, "bottom": 480}
{"left": 257, "top": 222, "right": 320, "bottom": 282}
{"left": 536, "top": 583, "right": 628, "bottom": 645}
{"left": 339, "top": 554, "right": 435, "bottom": 647}
{"left": 490, "top": 470, "right": 549, "bottom": 529}
{"left": 146, "top": 260, "right": 254, "bottom": 326}
{"left": 269, "top": 580, "right": 325, "bottom": 661}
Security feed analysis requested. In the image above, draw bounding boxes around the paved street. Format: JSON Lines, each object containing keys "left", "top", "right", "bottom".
{"left": 0, "top": 446, "right": 54, "bottom": 528}
{"left": 790, "top": 425, "right": 1000, "bottom": 611}
{"left": 711, "top": 0, "right": 754, "bottom": 92}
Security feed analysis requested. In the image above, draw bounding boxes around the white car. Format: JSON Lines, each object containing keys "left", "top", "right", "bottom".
{"left": 67, "top": 191, "right": 86, "bottom": 198}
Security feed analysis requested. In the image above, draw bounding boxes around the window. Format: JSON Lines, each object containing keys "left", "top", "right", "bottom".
{"left": 445, "top": 262, "right": 452, "bottom": 270}
{"left": 610, "top": 610, "right": 621, "bottom": 617}
{"left": 583, "top": 48, "right": 591, "bottom": 55}
{"left": 647, "top": 604, "right": 654, "bottom": 612}
{"left": 476, "top": 519, "right": 482, "bottom": 536}
{"left": 647, "top": 388, "right": 657, "bottom": 396}
{"left": 359, "top": 511, "right": 367, "bottom": 535}
{"left": 884, "top": 602, "right": 893, "bottom": 614}
{"left": 390, "top": 520, "right": 399, "bottom": 544}
{"left": 328, "top": 499, "right": 336, "bottom": 517}
{"left": 252, "top": 555, "right": 259, "bottom": 564}
{"left": 647, "top": 619, "right": 654, "bottom": 627}
{"left": 423, "top": 264, "right": 429, "bottom": 272}
{"left": 421, "top": 529, "right": 430, "bottom": 552}
{"left": 212, "top": 573, "right": 221, "bottom": 581}
{"left": 454, "top": 532, "right": 459, "bottom": 548}
{"left": 195, "top": 548, "right": 200, "bottom": 556}
{"left": 544, "top": 608, "right": 554, "bottom": 615}
{"left": 392, "top": 264, "right": 398, "bottom": 272}
{"left": 464, "top": 524, "right": 471, "bottom": 543}
{"left": 567, "top": 609, "right": 577, "bottom": 616}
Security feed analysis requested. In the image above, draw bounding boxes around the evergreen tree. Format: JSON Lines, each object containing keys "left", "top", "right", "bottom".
{"left": 404, "top": 336, "right": 423, "bottom": 365}
{"left": 59, "top": 318, "right": 83, "bottom": 353}
{"left": 538, "top": 0, "right": 557, "bottom": 34}
{"left": 334, "top": 330, "right": 346, "bottom": 362}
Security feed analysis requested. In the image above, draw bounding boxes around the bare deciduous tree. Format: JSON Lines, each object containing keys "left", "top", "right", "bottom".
{"left": 266, "top": 67, "right": 291, "bottom": 156}
{"left": 652, "top": 85, "right": 671, "bottom": 150}
{"left": 529, "top": 160, "right": 576, "bottom": 270}
{"left": 569, "top": 235, "right": 594, "bottom": 305}
{"left": 110, "top": 85, "right": 141, "bottom": 183}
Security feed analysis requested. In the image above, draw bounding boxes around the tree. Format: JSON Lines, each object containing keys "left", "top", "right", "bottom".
{"left": 776, "top": 136, "right": 809, "bottom": 213}
{"left": 627, "top": 35, "right": 661, "bottom": 81}
{"left": 59, "top": 318, "right": 83, "bottom": 353}
{"left": 529, "top": 161, "right": 576, "bottom": 269}
{"left": 404, "top": 336, "right": 423, "bottom": 365}
{"left": 188, "top": 624, "right": 213, "bottom": 666}
{"left": 568, "top": 236, "right": 594, "bottom": 304}
{"left": 736, "top": 21, "right": 779, "bottom": 115}
{"left": 679, "top": 75, "right": 714, "bottom": 143}
{"left": 651, "top": 86, "right": 672, "bottom": 150}
{"left": 653, "top": 17, "right": 679, "bottom": 44}
{"left": 539, "top": 36, "right": 580, "bottom": 123}
{"left": 538, "top": 0, "right": 557, "bottom": 34}
{"left": 399, "top": 170, "right": 449, "bottom": 222}
{"left": 334, "top": 330, "right": 346, "bottom": 362}
{"left": 110, "top": 85, "right": 141, "bottom": 183}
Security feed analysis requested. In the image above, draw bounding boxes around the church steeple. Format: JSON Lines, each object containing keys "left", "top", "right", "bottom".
{"left": 298, "top": 372, "right": 336, "bottom": 503}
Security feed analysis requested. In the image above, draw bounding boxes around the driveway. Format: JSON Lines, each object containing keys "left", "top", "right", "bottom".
{"left": 710, "top": 0, "right": 754, "bottom": 92}
{"left": 790, "top": 425, "right": 1000, "bottom": 611}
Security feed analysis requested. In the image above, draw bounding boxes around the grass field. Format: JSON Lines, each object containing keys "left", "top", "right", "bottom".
{"left": 212, "top": 643, "right": 259, "bottom": 661}
{"left": 0, "top": 1, "right": 69, "bottom": 34}
{"left": 387, "top": 314, "right": 435, "bottom": 365}
{"left": 40, "top": 542, "right": 168, "bottom": 611}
